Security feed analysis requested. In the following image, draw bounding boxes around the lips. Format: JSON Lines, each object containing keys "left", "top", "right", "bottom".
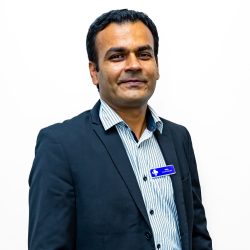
{"left": 118, "top": 78, "right": 147, "bottom": 84}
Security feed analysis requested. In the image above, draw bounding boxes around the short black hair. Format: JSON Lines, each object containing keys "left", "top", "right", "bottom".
{"left": 86, "top": 9, "right": 159, "bottom": 71}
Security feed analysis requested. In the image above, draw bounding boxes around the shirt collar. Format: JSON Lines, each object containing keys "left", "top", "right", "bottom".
{"left": 99, "top": 99, "right": 163, "bottom": 134}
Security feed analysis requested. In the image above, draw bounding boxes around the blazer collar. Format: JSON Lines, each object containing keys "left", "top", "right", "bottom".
{"left": 90, "top": 100, "right": 152, "bottom": 229}
{"left": 90, "top": 100, "right": 102, "bottom": 125}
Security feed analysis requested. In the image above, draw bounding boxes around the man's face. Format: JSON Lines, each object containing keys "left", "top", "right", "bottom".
{"left": 89, "top": 21, "right": 159, "bottom": 110}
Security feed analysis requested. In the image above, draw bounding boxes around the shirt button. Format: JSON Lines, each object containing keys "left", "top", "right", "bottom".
{"left": 157, "top": 243, "right": 161, "bottom": 249}
{"left": 144, "top": 231, "right": 152, "bottom": 240}
{"left": 143, "top": 176, "right": 147, "bottom": 181}
{"left": 150, "top": 209, "right": 154, "bottom": 215}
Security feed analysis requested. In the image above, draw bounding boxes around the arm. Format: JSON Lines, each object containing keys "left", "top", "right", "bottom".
{"left": 28, "top": 129, "right": 76, "bottom": 250}
{"left": 186, "top": 129, "right": 213, "bottom": 250}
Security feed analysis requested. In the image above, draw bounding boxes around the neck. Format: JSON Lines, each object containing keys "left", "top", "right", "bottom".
{"left": 109, "top": 103, "right": 148, "bottom": 140}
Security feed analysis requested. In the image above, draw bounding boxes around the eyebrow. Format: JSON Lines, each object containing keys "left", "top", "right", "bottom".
{"left": 105, "top": 45, "right": 154, "bottom": 57}
{"left": 138, "top": 45, "right": 154, "bottom": 52}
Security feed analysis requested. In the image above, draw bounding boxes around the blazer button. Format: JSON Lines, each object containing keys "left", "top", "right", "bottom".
{"left": 145, "top": 231, "right": 152, "bottom": 240}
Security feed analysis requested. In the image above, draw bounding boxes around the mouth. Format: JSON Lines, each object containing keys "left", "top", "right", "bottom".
{"left": 118, "top": 78, "right": 147, "bottom": 85}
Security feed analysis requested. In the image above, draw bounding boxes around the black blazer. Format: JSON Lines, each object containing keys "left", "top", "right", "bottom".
{"left": 28, "top": 101, "right": 212, "bottom": 250}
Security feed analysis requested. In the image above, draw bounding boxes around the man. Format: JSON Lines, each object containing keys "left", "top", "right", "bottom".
{"left": 28, "top": 9, "right": 212, "bottom": 250}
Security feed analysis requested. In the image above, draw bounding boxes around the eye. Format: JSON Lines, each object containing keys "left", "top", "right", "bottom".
{"left": 138, "top": 52, "right": 153, "bottom": 60}
{"left": 109, "top": 54, "right": 125, "bottom": 61}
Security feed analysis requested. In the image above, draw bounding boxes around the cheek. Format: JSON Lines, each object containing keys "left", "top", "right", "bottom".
{"left": 145, "top": 62, "right": 159, "bottom": 79}
{"left": 100, "top": 65, "right": 121, "bottom": 82}
{"left": 148, "top": 70, "right": 159, "bottom": 83}
{"left": 155, "top": 73, "right": 159, "bottom": 81}
{"left": 97, "top": 70, "right": 118, "bottom": 95}
{"left": 155, "top": 67, "right": 159, "bottom": 80}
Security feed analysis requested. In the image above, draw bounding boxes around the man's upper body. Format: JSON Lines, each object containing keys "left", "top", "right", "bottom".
{"left": 28, "top": 9, "right": 212, "bottom": 250}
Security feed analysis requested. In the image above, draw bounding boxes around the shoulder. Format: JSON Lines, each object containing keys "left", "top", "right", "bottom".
{"left": 159, "top": 117, "right": 194, "bottom": 150}
{"left": 160, "top": 118, "right": 189, "bottom": 137}
{"left": 37, "top": 109, "right": 93, "bottom": 144}
{"left": 159, "top": 118, "right": 194, "bottom": 163}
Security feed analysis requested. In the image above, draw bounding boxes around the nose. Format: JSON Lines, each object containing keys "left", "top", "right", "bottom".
{"left": 125, "top": 54, "right": 142, "bottom": 71}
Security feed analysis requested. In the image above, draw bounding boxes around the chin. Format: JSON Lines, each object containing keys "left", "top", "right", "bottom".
{"left": 119, "top": 96, "right": 151, "bottom": 108}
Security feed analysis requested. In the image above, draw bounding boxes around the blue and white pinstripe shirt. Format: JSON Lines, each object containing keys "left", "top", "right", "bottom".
{"left": 99, "top": 100, "right": 182, "bottom": 250}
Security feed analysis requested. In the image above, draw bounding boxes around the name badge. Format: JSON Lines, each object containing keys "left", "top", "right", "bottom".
{"left": 150, "top": 165, "right": 176, "bottom": 178}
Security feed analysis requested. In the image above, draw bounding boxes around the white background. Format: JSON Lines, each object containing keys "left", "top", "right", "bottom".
{"left": 1, "top": 0, "right": 250, "bottom": 249}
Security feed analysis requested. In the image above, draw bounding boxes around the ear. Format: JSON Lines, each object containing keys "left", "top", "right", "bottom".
{"left": 88, "top": 61, "right": 99, "bottom": 86}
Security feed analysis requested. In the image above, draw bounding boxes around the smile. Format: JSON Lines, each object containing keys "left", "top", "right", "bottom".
{"left": 118, "top": 79, "right": 147, "bottom": 85}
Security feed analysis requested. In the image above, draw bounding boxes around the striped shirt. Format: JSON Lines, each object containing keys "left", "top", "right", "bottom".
{"left": 99, "top": 99, "right": 182, "bottom": 250}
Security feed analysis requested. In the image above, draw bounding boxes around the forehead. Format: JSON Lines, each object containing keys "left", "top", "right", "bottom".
{"left": 95, "top": 21, "right": 154, "bottom": 56}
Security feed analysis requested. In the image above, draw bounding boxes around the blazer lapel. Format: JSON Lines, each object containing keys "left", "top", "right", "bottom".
{"left": 155, "top": 128, "right": 189, "bottom": 250}
{"left": 90, "top": 101, "right": 151, "bottom": 229}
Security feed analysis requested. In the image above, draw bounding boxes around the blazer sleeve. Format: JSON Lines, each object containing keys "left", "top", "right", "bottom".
{"left": 186, "top": 129, "right": 213, "bottom": 250}
{"left": 28, "top": 129, "right": 76, "bottom": 250}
